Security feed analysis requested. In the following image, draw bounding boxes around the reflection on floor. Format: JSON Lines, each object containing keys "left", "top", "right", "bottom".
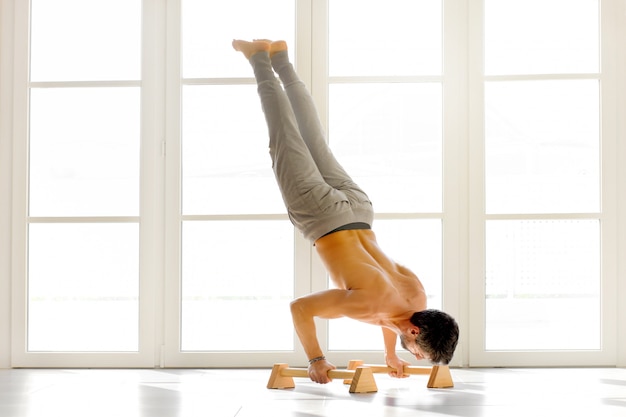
{"left": 1, "top": 367, "right": 625, "bottom": 416}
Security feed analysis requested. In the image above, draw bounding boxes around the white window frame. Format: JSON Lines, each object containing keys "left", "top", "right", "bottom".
{"left": 617, "top": 0, "right": 626, "bottom": 369}
{"left": 161, "top": 0, "right": 314, "bottom": 367}
{"left": 1, "top": 0, "right": 624, "bottom": 368}
{"left": 467, "top": 0, "right": 623, "bottom": 366}
{"left": 0, "top": 0, "right": 15, "bottom": 370}
{"left": 6, "top": 0, "right": 161, "bottom": 367}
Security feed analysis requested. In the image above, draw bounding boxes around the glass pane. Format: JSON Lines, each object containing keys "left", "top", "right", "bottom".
{"left": 485, "top": 80, "right": 599, "bottom": 214}
{"left": 30, "top": 0, "right": 141, "bottom": 81}
{"left": 485, "top": 0, "right": 599, "bottom": 75}
{"left": 181, "top": 220, "right": 294, "bottom": 351}
{"left": 329, "top": 83, "right": 442, "bottom": 213}
{"left": 485, "top": 220, "right": 600, "bottom": 350}
{"left": 28, "top": 223, "right": 139, "bottom": 351}
{"left": 329, "top": 0, "right": 442, "bottom": 76}
{"left": 182, "top": 0, "right": 295, "bottom": 78}
{"left": 29, "top": 88, "right": 140, "bottom": 217}
{"left": 329, "top": 219, "right": 442, "bottom": 350}
{"left": 182, "top": 85, "right": 285, "bottom": 215}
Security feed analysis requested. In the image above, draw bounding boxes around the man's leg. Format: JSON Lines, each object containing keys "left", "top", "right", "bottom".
{"left": 232, "top": 40, "right": 345, "bottom": 239}
{"left": 269, "top": 42, "right": 364, "bottom": 195}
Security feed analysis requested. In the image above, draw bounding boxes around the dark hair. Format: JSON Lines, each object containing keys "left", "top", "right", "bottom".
{"left": 409, "top": 309, "right": 459, "bottom": 365}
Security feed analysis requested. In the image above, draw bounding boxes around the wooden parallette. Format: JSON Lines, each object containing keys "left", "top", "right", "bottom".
{"left": 343, "top": 359, "right": 454, "bottom": 388}
{"left": 267, "top": 363, "right": 378, "bottom": 393}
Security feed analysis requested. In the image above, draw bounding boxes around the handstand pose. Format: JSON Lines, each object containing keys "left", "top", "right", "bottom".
{"left": 232, "top": 39, "right": 458, "bottom": 384}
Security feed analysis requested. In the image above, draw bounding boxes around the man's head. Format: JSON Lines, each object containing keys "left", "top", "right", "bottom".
{"left": 400, "top": 309, "right": 459, "bottom": 365}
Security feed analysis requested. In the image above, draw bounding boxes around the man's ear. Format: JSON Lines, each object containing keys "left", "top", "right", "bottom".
{"left": 410, "top": 325, "right": 420, "bottom": 336}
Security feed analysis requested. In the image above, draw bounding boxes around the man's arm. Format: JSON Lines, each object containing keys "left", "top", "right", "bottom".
{"left": 290, "top": 289, "right": 370, "bottom": 383}
{"left": 382, "top": 327, "right": 410, "bottom": 378}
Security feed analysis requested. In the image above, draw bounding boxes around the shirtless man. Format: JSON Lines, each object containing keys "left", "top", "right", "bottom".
{"left": 232, "top": 39, "right": 459, "bottom": 384}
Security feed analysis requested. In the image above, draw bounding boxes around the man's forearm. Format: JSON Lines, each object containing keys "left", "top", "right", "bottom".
{"left": 382, "top": 326, "right": 399, "bottom": 358}
{"left": 290, "top": 300, "right": 324, "bottom": 360}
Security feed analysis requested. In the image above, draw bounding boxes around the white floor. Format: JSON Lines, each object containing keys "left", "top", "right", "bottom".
{"left": 1, "top": 367, "right": 625, "bottom": 417}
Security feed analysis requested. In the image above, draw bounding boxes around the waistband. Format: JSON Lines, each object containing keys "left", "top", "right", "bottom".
{"left": 318, "top": 222, "right": 372, "bottom": 239}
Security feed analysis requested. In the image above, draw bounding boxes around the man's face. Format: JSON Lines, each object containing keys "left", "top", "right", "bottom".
{"left": 399, "top": 334, "right": 429, "bottom": 361}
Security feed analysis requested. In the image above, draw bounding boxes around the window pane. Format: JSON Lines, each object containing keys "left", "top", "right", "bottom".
{"left": 182, "top": 0, "right": 295, "bottom": 78}
{"left": 28, "top": 223, "right": 139, "bottom": 351}
{"left": 485, "top": 80, "right": 600, "bottom": 214}
{"left": 485, "top": 0, "right": 599, "bottom": 75}
{"left": 329, "top": 0, "right": 442, "bottom": 76}
{"left": 30, "top": 0, "right": 141, "bottom": 81}
{"left": 485, "top": 220, "right": 600, "bottom": 350}
{"left": 329, "top": 83, "right": 442, "bottom": 213}
{"left": 182, "top": 85, "right": 285, "bottom": 215}
{"left": 329, "top": 219, "right": 442, "bottom": 350}
{"left": 181, "top": 221, "right": 294, "bottom": 351}
{"left": 29, "top": 88, "right": 140, "bottom": 217}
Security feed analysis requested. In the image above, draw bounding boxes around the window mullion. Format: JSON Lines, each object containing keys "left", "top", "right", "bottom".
{"left": 9, "top": 0, "right": 31, "bottom": 368}
{"left": 307, "top": 0, "right": 330, "bottom": 363}
{"left": 599, "top": 0, "right": 621, "bottom": 367}
{"left": 139, "top": 0, "right": 168, "bottom": 367}
{"left": 443, "top": 0, "right": 470, "bottom": 368}
{"left": 467, "top": 0, "right": 489, "bottom": 367}
{"left": 163, "top": 0, "right": 184, "bottom": 366}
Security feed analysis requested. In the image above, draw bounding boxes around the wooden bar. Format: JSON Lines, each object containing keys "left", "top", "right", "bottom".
{"left": 345, "top": 360, "right": 454, "bottom": 388}
{"left": 267, "top": 363, "right": 378, "bottom": 393}
{"left": 358, "top": 364, "right": 432, "bottom": 375}
{"left": 281, "top": 368, "right": 360, "bottom": 380}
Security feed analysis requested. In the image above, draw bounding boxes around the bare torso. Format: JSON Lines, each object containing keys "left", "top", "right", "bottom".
{"left": 314, "top": 229, "right": 427, "bottom": 327}
{"left": 287, "top": 228, "right": 430, "bottom": 379}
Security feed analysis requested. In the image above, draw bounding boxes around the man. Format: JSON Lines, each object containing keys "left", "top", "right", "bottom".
{"left": 232, "top": 39, "right": 458, "bottom": 384}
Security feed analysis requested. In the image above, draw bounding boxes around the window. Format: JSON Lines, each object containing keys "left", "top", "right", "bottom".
{"left": 26, "top": 0, "right": 142, "bottom": 355}
{"left": 327, "top": 0, "right": 444, "bottom": 351}
{"left": 4, "top": 0, "right": 624, "bottom": 368}
{"left": 176, "top": 0, "right": 296, "bottom": 355}
{"left": 483, "top": 0, "right": 601, "bottom": 352}
{"left": 470, "top": 0, "right": 618, "bottom": 366}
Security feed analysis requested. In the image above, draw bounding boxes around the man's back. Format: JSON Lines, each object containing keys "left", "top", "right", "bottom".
{"left": 314, "top": 229, "right": 427, "bottom": 325}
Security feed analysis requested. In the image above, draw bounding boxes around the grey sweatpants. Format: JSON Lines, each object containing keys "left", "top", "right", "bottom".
{"left": 250, "top": 51, "right": 373, "bottom": 242}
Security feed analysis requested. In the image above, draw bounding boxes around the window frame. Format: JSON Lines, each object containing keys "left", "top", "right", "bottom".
{"left": 7, "top": 0, "right": 159, "bottom": 367}
{"left": 467, "top": 0, "right": 621, "bottom": 366}
{"left": 1, "top": 0, "right": 624, "bottom": 368}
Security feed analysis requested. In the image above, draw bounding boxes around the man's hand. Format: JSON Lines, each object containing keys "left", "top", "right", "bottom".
{"left": 385, "top": 354, "right": 411, "bottom": 378}
{"left": 308, "top": 359, "right": 336, "bottom": 384}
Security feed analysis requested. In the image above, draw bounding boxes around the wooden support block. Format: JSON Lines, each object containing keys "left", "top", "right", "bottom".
{"left": 343, "top": 359, "right": 364, "bottom": 384}
{"left": 348, "top": 367, "right": 378, "bottom": 393}
{"left": 267, "top": 363, "right": 378, "bottom": 393}
{"left": 426, "top": 365, "right": 454, "bottom": 388}
{"left": 267, "top": 363, "right": 296, "bottom": 389}
{"left": 343, "top": 360, "right": 454, "bottom": 388}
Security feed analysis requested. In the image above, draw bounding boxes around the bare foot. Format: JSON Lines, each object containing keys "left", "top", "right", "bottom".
{"left": 232, "top": 39, "right": 270, "bottom": 59}
{"left": 269, "top": 40, "right": 288, "bottom": 57}
{"left": 251, "top": 39, "right": 288, "bottom": 57}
